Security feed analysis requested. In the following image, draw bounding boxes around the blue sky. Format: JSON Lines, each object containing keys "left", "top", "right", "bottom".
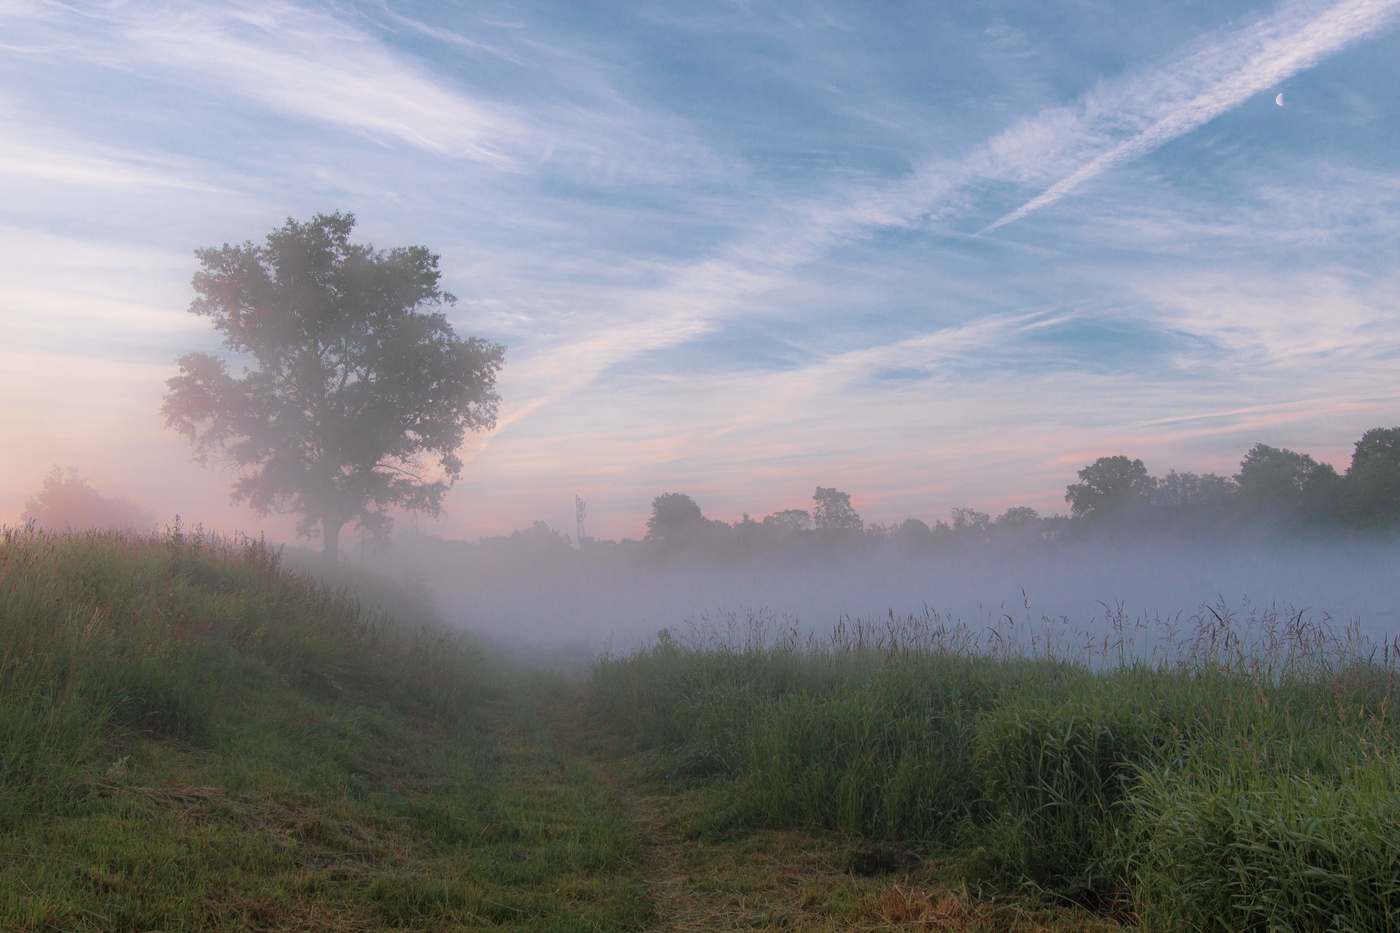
{"left": 2, "top": 0, "right": 1398, "bottom": 541}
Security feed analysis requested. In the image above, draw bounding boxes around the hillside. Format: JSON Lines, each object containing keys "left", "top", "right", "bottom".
{"left": 0, "top": 525, "right": 644, "bottom": 931}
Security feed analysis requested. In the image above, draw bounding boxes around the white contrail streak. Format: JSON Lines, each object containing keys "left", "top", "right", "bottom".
{"left": 985, "top": 0, "right": 1400, "bottom": 232}
{"left": 488, "top": 0, "right": 1400, "bottom": 441}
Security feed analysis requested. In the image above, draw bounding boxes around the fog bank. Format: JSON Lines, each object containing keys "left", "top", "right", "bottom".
{"left": 378, "top": 534, "right": 1400, "bottom": 658}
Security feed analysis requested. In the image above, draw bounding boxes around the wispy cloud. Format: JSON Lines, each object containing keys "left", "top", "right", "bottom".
{"left": 0, "top": 132, "right": 223, "bottom": 191}
{"left": 2, "top": 1, "right": 742, "bottom": 191}
{"left": 488, "top": 0, "right": 1400, "bottom": 438}
{"left": 984, "top": 0, "right": 1400, "bottom": 230}
{"left": 381, "top": 11, "right": 525, "bottom": 66}
{"left": 0, "top": 225, "right": 203, "bottom": 360}
{"left": 117, "top": 3, "right": 524, "bottom": 167}
{"left": 1173, "top": 165, "right": 1400, "bottom": 248}
{"left": 1126, "top": 264, "right": 1400, "bottom": 368}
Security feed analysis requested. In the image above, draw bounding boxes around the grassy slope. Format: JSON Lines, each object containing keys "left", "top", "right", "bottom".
{"left": 0, "top": 527, "right": 645, "bottom": 932}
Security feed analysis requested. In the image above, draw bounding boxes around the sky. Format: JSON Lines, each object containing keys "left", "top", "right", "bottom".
{"left": 2, "top": 0, "right": 1399, "bottom": 543}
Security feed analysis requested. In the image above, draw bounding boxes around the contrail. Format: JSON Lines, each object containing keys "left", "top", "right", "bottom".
{"left": 985, "top": 0, "right": 1400, "bottom": 233}
{"left": 468, "top": 0, "right": 1400, "bottom": 444}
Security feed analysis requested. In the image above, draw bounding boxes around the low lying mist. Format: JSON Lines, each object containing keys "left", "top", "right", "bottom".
{"left": 374, "top": 530, "right": 1400, "bottom": 662}
{"left": 364, "top": 437, "right": 1400, "bottom": 662}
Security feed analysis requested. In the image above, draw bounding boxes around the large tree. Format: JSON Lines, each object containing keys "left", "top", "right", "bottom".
{"left": 1065, "top": 455, "right": 1155, "bottom": 521}
{"left": 1234, "top": 443, "right": 1339, "bottom": 526}
{"left": 645, "top": 492, "right": 707, "bottom": 549}
{"left": 812, "top": 486, "right": 863, "bottom": 534}
{"left": 163, "top": 213, "right": 505, "bottom": 562}
{"left": 1342, "top": 427, "right": 1400, "bottom": 528}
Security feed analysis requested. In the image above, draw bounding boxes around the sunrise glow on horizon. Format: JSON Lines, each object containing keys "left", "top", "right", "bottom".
{"left": 3, "top": 0, "right": 1399, "bottom": 543}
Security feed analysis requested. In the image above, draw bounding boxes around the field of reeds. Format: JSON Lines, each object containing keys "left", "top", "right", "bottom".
{"left": 581, "top": 604, "right": 1400, "bottom": 932}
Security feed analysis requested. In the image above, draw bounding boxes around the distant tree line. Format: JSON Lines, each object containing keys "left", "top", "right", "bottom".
{"left": 1065, "top": 427, "right": 1400, "bottom": 533}
{"left": 22, "top": 428, "right": 1400, "bottom": 573}
{"left": 436, "top": 426, "right": 1400, "bottom": 575}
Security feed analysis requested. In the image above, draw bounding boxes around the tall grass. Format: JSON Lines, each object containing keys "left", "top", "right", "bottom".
{"left": 1, "top": 524, "right": 655, "bottom": 931}
{"left": 582, "top": 603, "right": 1400, "bottom": 928}
{"left": 0, "top": 521, "right": 485, "bottom": 824}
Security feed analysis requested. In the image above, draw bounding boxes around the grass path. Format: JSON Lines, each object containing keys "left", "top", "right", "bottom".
{"left": 576, "top": 755, "right": 691, "bottom": 932}
{"left": 551, "top": 700, "right": 1121, "bottom": 933}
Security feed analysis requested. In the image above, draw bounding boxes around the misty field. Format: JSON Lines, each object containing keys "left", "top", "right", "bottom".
{"left": 4, "top": 524, "right": 1400, "bottom": 931}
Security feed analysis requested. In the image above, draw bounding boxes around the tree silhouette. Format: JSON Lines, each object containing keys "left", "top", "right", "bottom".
{"left": 22, "top": 467, "right": 154, "bottom": 533}
{"left": 994, "top": 506, "right": 1040, "bottom": 527}
{"left": 950, "top": 506, "right": 991, "bottom": 533}
{"left": 1065, "top": 456, "right": 1154, "bottom": 521}
{"left": 645, "top": 492, "right": 706, "bottom": 549}
{"left": 812, "top": 487, "right": 863, "bottom": 534}
{"left": 163, "top": 213, "right": 504, "bottom": 562}
{"left": 1343, "top": 427, "right": 1400, "bottom": 528}
{"left": 1150, "top": 470, "right": 1236, "bottom": 514}
{"left": 891, "top": 517, "right": 934, "bottom": 548}
{"left": 1234, "top": 444, "right": 1339, "bottom": 526}
{"left": 761, "top": 509, "right": 811, "bottom": 533}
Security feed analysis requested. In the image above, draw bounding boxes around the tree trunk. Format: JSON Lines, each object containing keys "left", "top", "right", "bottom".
{"left": 323, "top": 519, "right": 343, "bottom": 566}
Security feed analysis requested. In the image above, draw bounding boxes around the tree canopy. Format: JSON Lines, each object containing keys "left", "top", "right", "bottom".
{"left": 1344, "top": 428, "right": 1400, "bottom": 528}
{"left": 1234, "top": 443, "right": 1339, "bottom": 527}
{"left": 995, "top": 506, "right": 1041, "bottom": 528}
{"left": 762, "top": 509, "right": 812, "bottom": 533}
{"left": 162, "top": 212, "right": 504, "bottom": 561}
{"left": 1064, "top": 456, "right": 1155, "bottom": 520}
{"left": 645, "top": 492, "right": 707, "bottom": 549}
{"left": 812, "top": 487, "right": 863, "bottom": 534}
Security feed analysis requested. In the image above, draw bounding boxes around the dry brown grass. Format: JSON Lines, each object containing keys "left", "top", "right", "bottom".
{"left": 870, "top": 885, "right": 990, "bottom": 928}
{"left": 866, "top": 882, "right": 1127, "bottom": 932}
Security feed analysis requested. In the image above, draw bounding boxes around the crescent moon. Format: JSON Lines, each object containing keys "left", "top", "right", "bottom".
{"left": 1275, "top": 92, "right": 1284, "bottom": 106}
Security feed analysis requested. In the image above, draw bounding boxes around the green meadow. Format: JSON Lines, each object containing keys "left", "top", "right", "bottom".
{"left": 4, "top": 524, "right": 1398, "bottom": 931}
{"left": 583, "top": 608, "right": 1400, "bottom": 932}
{"left": 0, "top": 525, "right": 645, "bottom": 931}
